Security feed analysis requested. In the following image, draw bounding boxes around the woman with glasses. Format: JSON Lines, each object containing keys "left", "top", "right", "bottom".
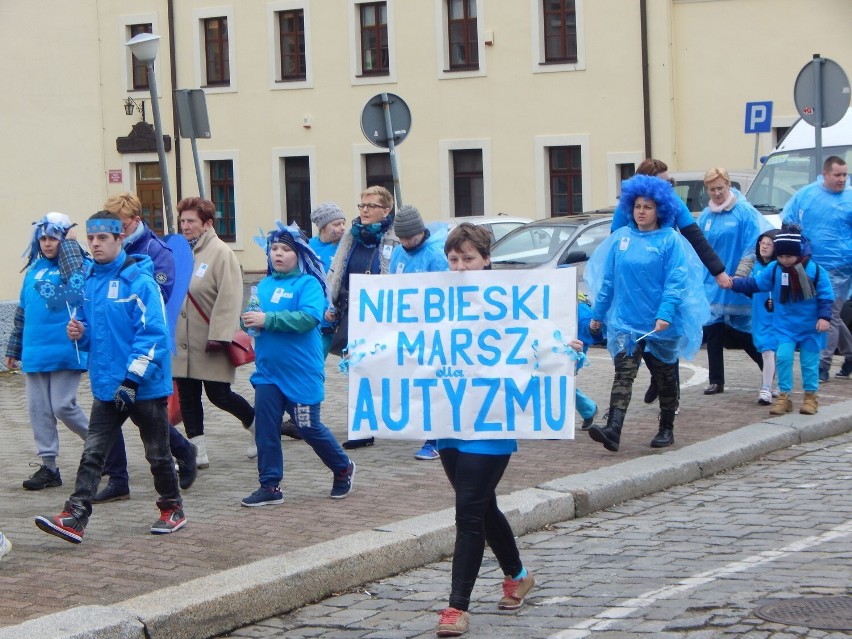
{"left": 325, "top": 186, "right": 399, "bottom": 449}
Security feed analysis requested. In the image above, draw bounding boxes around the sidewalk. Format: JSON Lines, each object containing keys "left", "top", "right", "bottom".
{"left": 0, "top": 350, "right": 850, "bottom": 639}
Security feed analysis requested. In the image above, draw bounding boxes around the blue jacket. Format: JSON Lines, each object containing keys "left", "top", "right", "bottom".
{"left": 389, "top": 228, "right": 449, "bottom": 274}
{"left": 782, "top": 180, "right": 852, "bottom": 273}
{"left": 696, "top": 191, "right": 770, "bottom": 332}
{"left": 16, "top": 256, "right": 90, "bottom": 373}
{"left": 588, "top": 226, "right": 709, "bottom": 364}
{"left": 250, "top": 270, "right": 326, "bottom": 405}
{"left": 748, "top": 260, "right": 778, "bottom": 353}
{"left": 124, "top": 222, "right": 175, "bottom": 303}
{"left": 77, "top": 251, "right": 172, "bottom": 402}
{"left": 732, "top": 259, "right": 834, "bottom": 353}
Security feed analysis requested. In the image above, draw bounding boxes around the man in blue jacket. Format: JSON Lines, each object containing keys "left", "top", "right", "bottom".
{"left": 782, "top": 156, "right": 852, "bottom": 381}
{"left": 35, "top": 211, "right": 185, "bottom": 544}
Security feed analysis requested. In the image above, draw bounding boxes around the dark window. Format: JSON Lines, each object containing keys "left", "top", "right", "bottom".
{"left": 359, "top": 2, "right": 389, "bottom": 75}
{"left": 543, "top": 0, "right": 577, "bottom": 63}
{"left": 278, "top": 10, "right": 306, "bottom": 81}
{"left": 135, "top": 163, "right": 164, "bottom": 235}
{"left": 284, "top": 156, "right": 311, "bottom": 233}
{"left": 549, "top": 146, "right": 582, "bottom": 216}
{"left": 365, "top": 154, "right": 394, "bottom": 195}
{"left": 210, "top": 160, "right": 236, "bottom": 241}
{"left": 452, "top": 149, "right": 484, "bottom": 216}
{"left": 130, "top": 23, "right": 153, "bottom": 90}
{"left": 617, "top": 163, "right": 635, "bottom": 196}
{"left": 204, "top": 17, "right": 230, "bottom": 86}
{"left": 448, "top": 0, "right": 478, "bottom": 70}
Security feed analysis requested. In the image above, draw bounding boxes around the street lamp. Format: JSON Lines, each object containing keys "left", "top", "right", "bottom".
{"left": 123, "top": 97, "right": 145, "bottom": 121}
{"left": 126, "top": 32, "right": 175, "bottom": 234}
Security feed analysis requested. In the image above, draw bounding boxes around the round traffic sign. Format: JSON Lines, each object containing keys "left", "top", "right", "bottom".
{"left": 360, "top": 93, "right": 412, "bottom": 148}
{"left": 794, "top": 57, "right": 850, "bottom": 127}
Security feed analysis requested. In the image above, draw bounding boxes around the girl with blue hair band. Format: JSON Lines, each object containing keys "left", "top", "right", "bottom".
{"left": 585, "top": 175, "right": 709, "bottom": 452}
{"left": 239, "top": 223, "right": 354, "bottom": 506}
{"left": 6, "top": 213, "right": 90, "bottom": 491}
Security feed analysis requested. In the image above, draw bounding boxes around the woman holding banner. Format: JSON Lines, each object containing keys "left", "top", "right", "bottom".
{"left": 434, "top": 223, "right": 535, "bottom": 638}
{"left": 586, "top": 175, "right": 708, "bottom": 453}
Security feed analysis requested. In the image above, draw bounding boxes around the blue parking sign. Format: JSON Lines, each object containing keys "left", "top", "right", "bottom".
{"left": 745, "top": 101, "right": 773, "bottom": 134}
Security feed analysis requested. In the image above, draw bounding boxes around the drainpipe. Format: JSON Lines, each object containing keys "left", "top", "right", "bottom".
{"left": 168, "top": 0, "right": 183, "bottom": 202}
{"left": 640, "top": 0, "right": 652, "bottom": 159}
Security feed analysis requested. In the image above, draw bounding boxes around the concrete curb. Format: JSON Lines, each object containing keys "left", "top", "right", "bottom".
{"left": 3, "top": 399, "right": 851, "bottom": 639}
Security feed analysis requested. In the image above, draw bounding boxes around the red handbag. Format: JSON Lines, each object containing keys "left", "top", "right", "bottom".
{"left": 186, "top": 292, "right": 256, "bottom": 368}
{"left": 167, "top": 380, "right": 182, "bottom": 425}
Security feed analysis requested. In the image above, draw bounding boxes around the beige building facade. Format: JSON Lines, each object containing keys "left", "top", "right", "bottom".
{"left": 1, "top": 0, "right": 850, "bottom": 299}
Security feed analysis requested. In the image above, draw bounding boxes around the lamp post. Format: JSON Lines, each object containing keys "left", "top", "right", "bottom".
{"left": 126, "top": 33, "right": 175, "bottom": 234}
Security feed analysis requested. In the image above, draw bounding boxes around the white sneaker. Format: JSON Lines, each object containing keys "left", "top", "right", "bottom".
{"left": 0, "top": 532, "right": 11, "bottom": 560}
{"left": 758, "top": 388, "right": 772, "bottom": 405}
{"left": 246, "top": 421, "right": 257, "bottom": 459}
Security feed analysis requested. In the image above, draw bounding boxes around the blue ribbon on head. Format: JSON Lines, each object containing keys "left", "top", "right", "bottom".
{"left": 86, "top": 219, "right": 123, "bottom": 235}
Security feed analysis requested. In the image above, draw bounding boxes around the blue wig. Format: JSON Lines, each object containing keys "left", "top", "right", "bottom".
{"left": 253, "top": 221, "right": 328, "bottom": 299}
{"left": 618, "top": 174, "right": 681, "bottom": 229}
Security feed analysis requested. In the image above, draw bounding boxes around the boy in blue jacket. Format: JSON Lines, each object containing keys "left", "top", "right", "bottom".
{"left": 730, "top": 228, "right": 833, "bottom": 416}
{"left": 240, "top": 223, "right": 354, "bottom": 506}
{"left": 35, "top": 211, "right": 184, "bottom": 543}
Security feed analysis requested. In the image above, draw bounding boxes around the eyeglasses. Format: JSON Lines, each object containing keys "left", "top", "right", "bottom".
{"left": 356, "top": 203, "right": 388, "bottom": 211}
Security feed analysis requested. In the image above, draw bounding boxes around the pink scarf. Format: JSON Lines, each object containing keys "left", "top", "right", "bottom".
{"left": 708, "top": 190, "right": 736, "bottom": 213}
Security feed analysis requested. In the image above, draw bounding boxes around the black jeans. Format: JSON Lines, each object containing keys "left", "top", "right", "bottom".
{"left": 69, "top": 398, "right": 180, "bottom": 516}
{"left": 439, "top": 448, "right": 522, "bottom": 612}
{"left": 703, "top": 323, "right": 763, "bottom": 385}
{"left": 176, "top": 378, "right": 255, "bottom": 438}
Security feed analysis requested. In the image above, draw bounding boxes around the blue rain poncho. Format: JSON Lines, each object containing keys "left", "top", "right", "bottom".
{"left": 389, "top": 224, "right": 449, "bottom": 274}
{"left": 585, "top": 175, "right": 709, "bottom": 364}
{"left": 782, "top": 180, "right": 852, "bottom": 299}
{"left": 696, "top": 189, "right": 771, "bottom": 332}
{"left": 587, "top": 227, "right": 709, "bottom": 363}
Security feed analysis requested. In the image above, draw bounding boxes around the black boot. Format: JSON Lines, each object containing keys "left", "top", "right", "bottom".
{"left": 588, "top": 407, "right": 625, "bottom": 452}
{"left": 643, "top": 378, "right": 658, "bottom": 404}
{"left": 650, "top": 408, "right": 675, "bottom": 448}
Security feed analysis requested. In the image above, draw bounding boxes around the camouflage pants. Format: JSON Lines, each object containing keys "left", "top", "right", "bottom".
{"left": 610, "top": 341, "right": 678, "bottom": 412}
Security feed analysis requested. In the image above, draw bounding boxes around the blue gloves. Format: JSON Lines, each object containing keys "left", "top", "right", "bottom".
{"left": 114, "top": 379, "right": 139, "bottom": 412}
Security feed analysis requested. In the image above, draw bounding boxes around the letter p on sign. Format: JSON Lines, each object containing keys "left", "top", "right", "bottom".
{"left": 745, "top": 101, "right": 773, "bottom": 134}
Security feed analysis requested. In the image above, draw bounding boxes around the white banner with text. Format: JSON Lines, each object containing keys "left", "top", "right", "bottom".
{"left": 345, "top": 269, "right": 579, "bottom": 441}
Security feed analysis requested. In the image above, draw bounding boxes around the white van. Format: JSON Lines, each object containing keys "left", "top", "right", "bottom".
{"left": 746, "top": 107, "right": 852, "bottom": 225}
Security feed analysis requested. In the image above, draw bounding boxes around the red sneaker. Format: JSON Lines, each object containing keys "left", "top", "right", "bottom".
{"left": 35, "top": 511, "right": 85, "bottom": 544}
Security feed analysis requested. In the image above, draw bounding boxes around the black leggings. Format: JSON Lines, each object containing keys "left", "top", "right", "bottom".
{"left": 703, "top": 323, "right": 763, "bottom": 385}
{"left": 439, "top": 448, "right": 522, "bottom": 612}
{"left": 176, "top": 377, "right": 255, "bottom": 438}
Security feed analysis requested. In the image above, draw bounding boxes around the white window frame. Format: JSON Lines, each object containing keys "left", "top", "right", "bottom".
{"left": 119, "top": 13, "right": 161, "bottom": 97}
{"left": 271, "top": 146, "right": 317, "bottom": 224}
{"left": 267, "top": 1, "right": 313, "bottom": 90}
{"left": 533, "top": 134, "right": 590, "bottom": 218}
{"left": 348, "top": 0, "right": 398, "bottom": 86}
{"left": 606, "top": 151, "right": 644, "bottom": 206}
{"left": 439, "top": 139, "right": 492, "bottom": 217}
{"left": 530, "top": 0, "right": 586, "bottom": 74}
{"left": 433, "top": 0, "right": 486, "bottom": 80}
{"left": 199, "top": 150, "right": 243, "bottom": 248}
{"left": 192, "top": 6, "right": 237, "bottom": 94}
{"left": 352, "top": 144, "right": 395, "bottom": 202}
